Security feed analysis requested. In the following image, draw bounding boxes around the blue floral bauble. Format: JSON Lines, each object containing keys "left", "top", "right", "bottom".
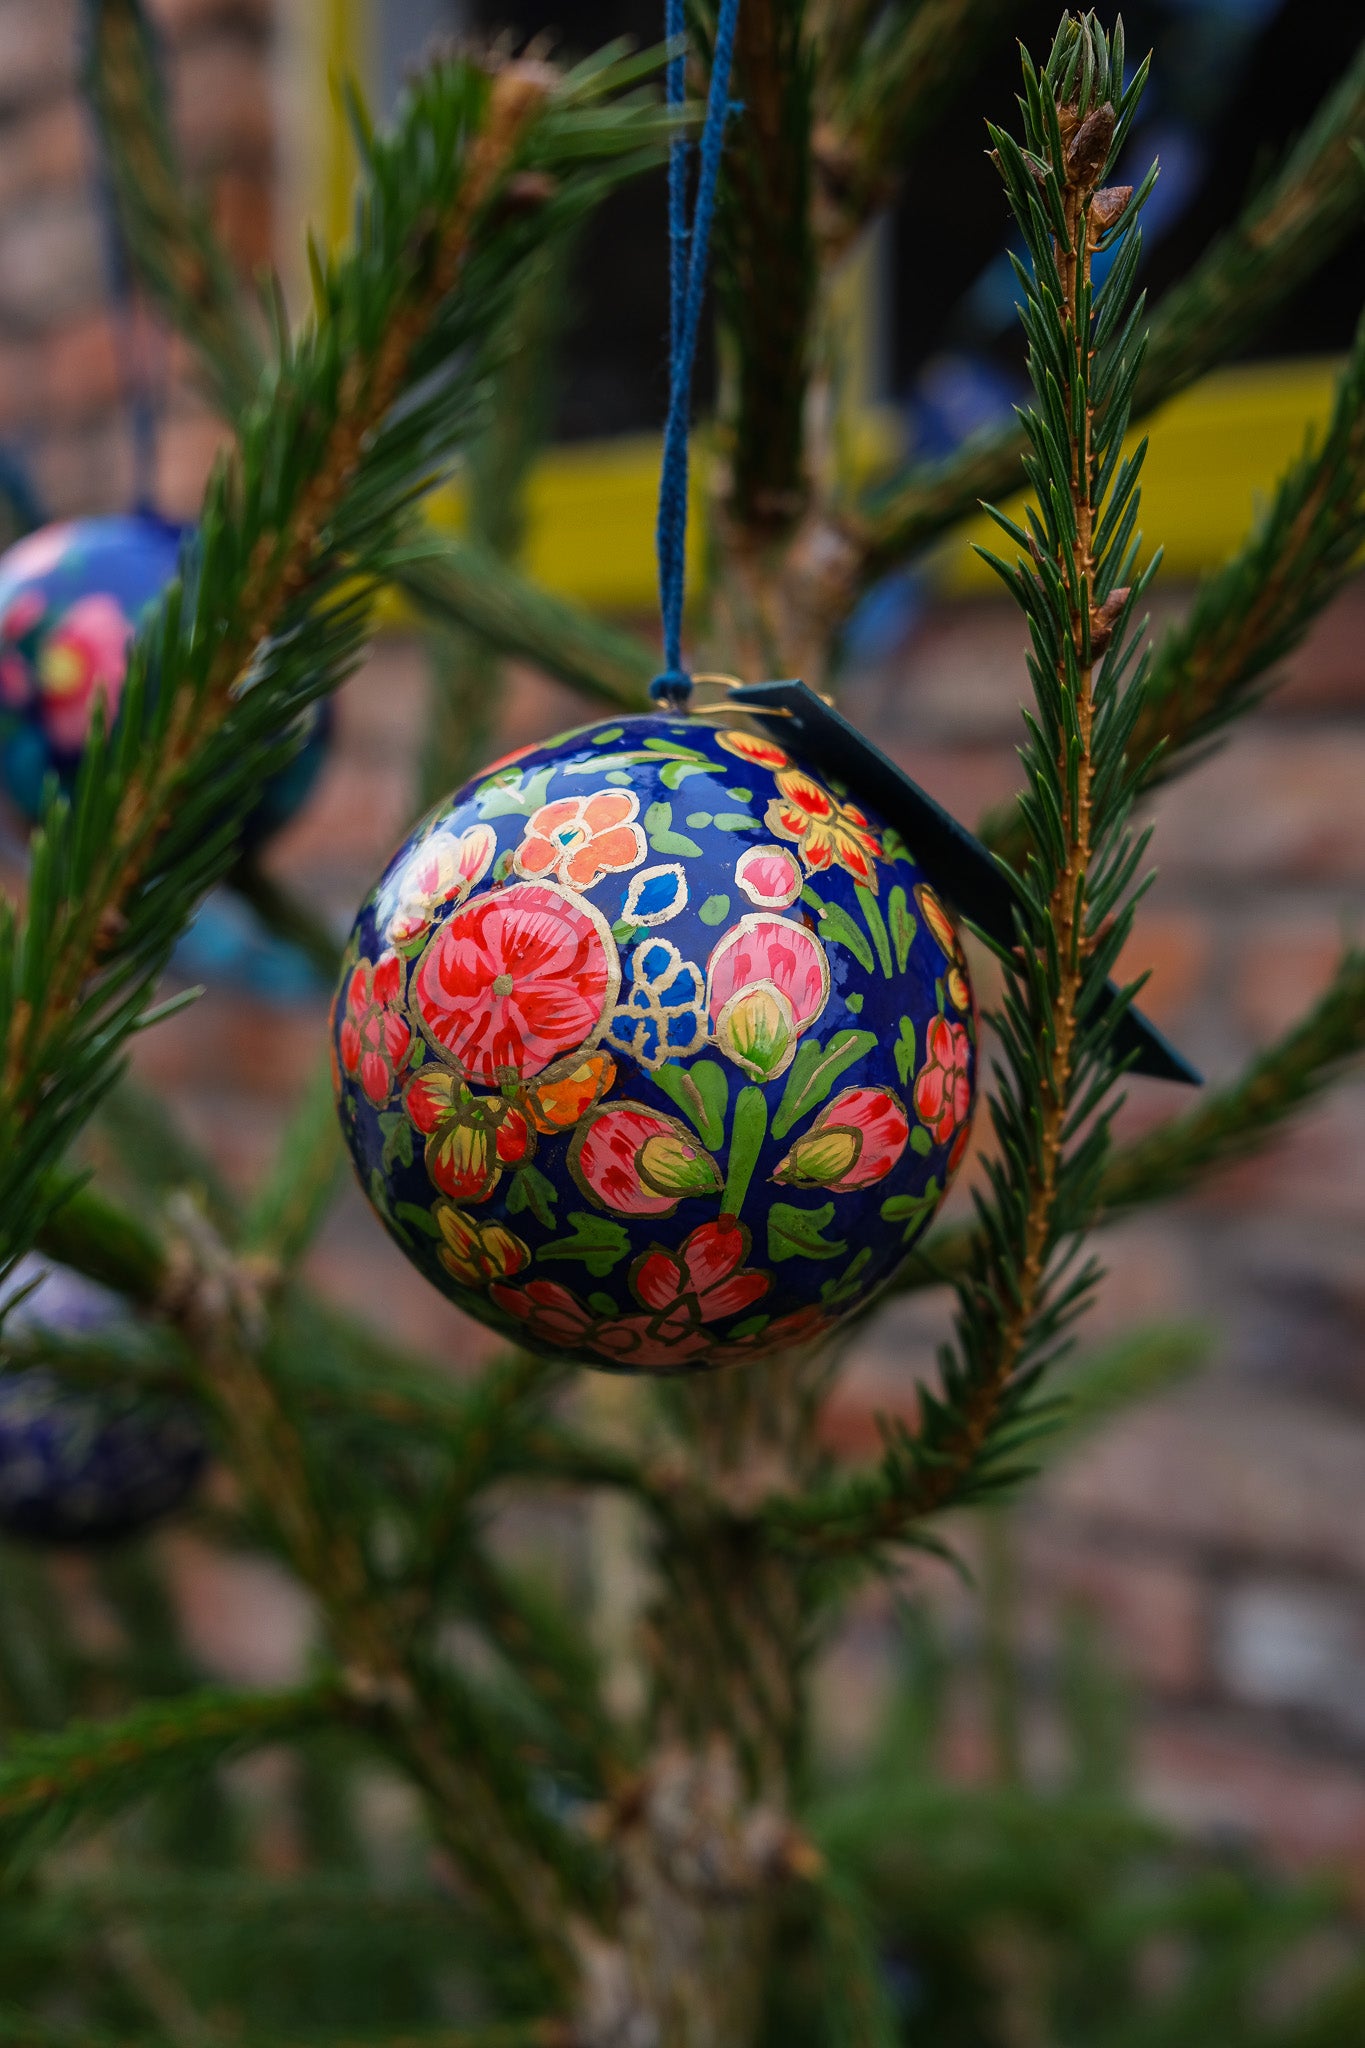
{"left": 0, "top": 1260, "right": 207, "bottom": 1542}
{"left": 0, "top": 514, "right": 328, "bottom": 843}
{"left": 332, "top": 713, "right": 978, "bottom": 1373}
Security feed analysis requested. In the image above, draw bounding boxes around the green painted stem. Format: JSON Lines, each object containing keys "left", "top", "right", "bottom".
{"left": 721, "top": 1085, "right": 768, "bottom": 1220}
{"left": 856, "top": 883, "right": 893, "bottom": 977}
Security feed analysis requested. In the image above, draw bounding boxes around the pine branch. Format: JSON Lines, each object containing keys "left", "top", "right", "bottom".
{"left": 1100, "top": 947, "right": 1365, "bottom": 1212}
{"left": 240, "top": 1052, "right": 347, "bottom": 1271}
{"left": 420, "top": 241, "right": 569, "bottom": 808}
{"left": 0, "top": 1683, "right": 344, "bottom": 1871}
{"left": 896, "top": 945, "right": 1365, "bottom": 1293}
{"left": 89, "top": 0, "right": 658, "bottom": 727}
{"left": 90, "top": 1076, "right": 239, "bottom": 1235}
{"left": 782, "top": 17, "right": 1161, "bottom": 1560}
{"left": 856, "top": 38, "right": 1365, "bottom": 574}
{"left": 452, "top": 1547, "right": 628, "bottom": 1791}
{"left": 813, "top": 0, "right": 1012, "bottom": 256}
{"left": 981, "top": 306, "right": 1365, "bottom": 867}
{"left": 0, "top": 53, "right": 673, "bottom": 1278}
{"left": 390, "top": 539, "right": 654, "bottom": 709}
{"left": 1131, "top": 308, "right": 1365, "bottom": 782}
{"left": 84, "top": 0, "right": 265, "bottom": 418}
{"left": 0, "top": 2018, "right": 565, "bottom": 2048}
{"left": 34, "top": 1178, "right": 169, "bottom": 1305}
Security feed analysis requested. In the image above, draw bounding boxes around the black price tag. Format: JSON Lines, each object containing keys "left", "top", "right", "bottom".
{"left": 730, "top": 679, "right": 1200, "bottom": 1087}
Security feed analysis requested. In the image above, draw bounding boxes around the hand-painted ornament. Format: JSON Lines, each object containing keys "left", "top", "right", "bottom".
{"left": 332, "top": 712, "right": 979, "bottom": 1373}
{"left": 0, "top": 1259, "right": 207, "bottom": 1543}
{"left": 0, "top": 514, "right": 328, "bottom": 842}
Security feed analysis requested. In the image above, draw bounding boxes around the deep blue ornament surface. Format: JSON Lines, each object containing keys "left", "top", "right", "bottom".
{"left": 0, "top": 1260, "right": 207, "bottom": 1543}
{"left": 332, "top": 713, "right": 978, "bottom": 1373}
{"left": 0, "top": 513, "right": 328, "bottom": 842}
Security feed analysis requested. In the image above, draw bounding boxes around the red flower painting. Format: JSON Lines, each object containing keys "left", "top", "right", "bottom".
{"left": 488, "top": 1277, "right": 598, "bottom": 1352}
{"left": 337, "top": 953, "right": 412, "bottom": 1107}
{"left": 592, "top": 1219, "right": 770, "bottom": 1371}
{"left": 413, "top": 883, "right": 619, "bottom": 1089}
{"left": 914, "top": 1015, "right": 973, "bottom": 1146}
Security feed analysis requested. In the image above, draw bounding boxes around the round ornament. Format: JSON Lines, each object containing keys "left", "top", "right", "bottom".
{"left": 0, "top": 513, "right": 328, "bottom": 841}
{"left": 332, "top": 712, "right": 977, "bottom": 1373}
{"left": 0, "top": 1259, "right": 207, "bottom": 1543}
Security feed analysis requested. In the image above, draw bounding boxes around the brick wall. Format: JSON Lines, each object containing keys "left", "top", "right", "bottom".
{"left": 0, "top": 0, "right": 272, "bottom": 521}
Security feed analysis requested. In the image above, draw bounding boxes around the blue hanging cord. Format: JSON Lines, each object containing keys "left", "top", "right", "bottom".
{"left": 651, "top": 0, "right": 742, "bottom": 711}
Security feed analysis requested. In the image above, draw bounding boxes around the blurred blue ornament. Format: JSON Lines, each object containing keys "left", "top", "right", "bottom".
{"left": 173, "top": 888, "right": 328, "bottom": 1004}
{"left": 0, "top": 512, "right": 329, "bottom": 844}
{"left": 0, "top": 1259, "right": 206, "bottom": 1544}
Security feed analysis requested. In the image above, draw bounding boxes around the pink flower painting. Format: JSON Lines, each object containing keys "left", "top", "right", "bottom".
{"left": 705, "top": 913, "right": 830, "bottom": 1081}
{"left": 413, "top": 883, "right": 619, "bottom": 1089}
{"left": 38, "top": 593, "right": 135, "bottom": 752}
{"left": 773, "top": 1085, "right": 909, "bottom": 1192}
{"left": 569, "top": 1102, "right": 722, "bottom": 1216}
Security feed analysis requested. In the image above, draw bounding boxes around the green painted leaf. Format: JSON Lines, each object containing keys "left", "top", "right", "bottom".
{"left": 812, "top": 897, "right": 874, "bottom": 972}
{"left": 475, "top": 763, "right": 555, "bottom": 818}
{"left": 686, "top": 811, "right": 714, "bottom": 827}
{"left": 605, "top": 769, "right": 633, "bottom": 786}
{"left": 726, "top": 786, "right": 752, "bottom": 803}
{"left": 821, "top": 1245, "right": 873, "bottom": 1304}
{"left": 592, "top": 727, "right": 625, "bottom": 743}
{"left": 611, "top": 920, "right": 642, "bottom": 944}
{"left": 880, "top": 1179, "right": 943, "bottom": 1243}
{"left": 652, "top": 1059, "right": 729, "bottom": 1149}
{"left": 644, "top": 800, "right": 702, "bottom": 857}
{"left": 394, "top": 1200, "right": 442, "bottom": 1240}
{"left": 845, "top": 992, "right": 864, "bottom": 1015}
{"left": 910, "top": 1125, "right": 933, "bottom": 1156}
{"left": 857, "top": 883, "right": 894, "bottom": 977}
{"left": 379, "top": 1109, "right": 413, "bottom": 1173}
{"left": 894, "top": 1017, "right": 916, "bottom": 1086}
{"left": 879, "top": 1179, "right": 945, "bottom": 1236}
{"left": 506, "top": 1164, "right": 557, "bottom": 1227}
{"left": 771, "top": 1030, "right": 877, "bottom": 1141}
{"left": 889, "top": 886, "right": 917, "bottom": 973}
{"left": 712, "top": 812, "right": 758, "bottom": 833}
{"left": 769, "top": 1201, "right": 847, "bottom": 1263}
{"left": 539, "top": 1211, "right": 631, "bottom": 1277}
{"left": 589, "top": 1290, "right": 619, "bottom": 1316}
{"left": 642, "top": 739, "right": 710, "bottom": 761}
{"left": 729, "top": 1313, "right": 770, "bottom": 1339}
{"left": 699, "top": 893, "right": 731, "bottom": 925}
{"left": 660, "top": 758, "right": 714, "bottom": 790}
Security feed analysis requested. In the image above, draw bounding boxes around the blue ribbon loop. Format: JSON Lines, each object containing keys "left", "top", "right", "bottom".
{"left": 651, "top": 0, "right": 742, "bottom": 711}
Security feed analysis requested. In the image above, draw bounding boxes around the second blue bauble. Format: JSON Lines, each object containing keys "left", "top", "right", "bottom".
{"left": 0, "top": 512, "right": 328, "bottom": 842}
